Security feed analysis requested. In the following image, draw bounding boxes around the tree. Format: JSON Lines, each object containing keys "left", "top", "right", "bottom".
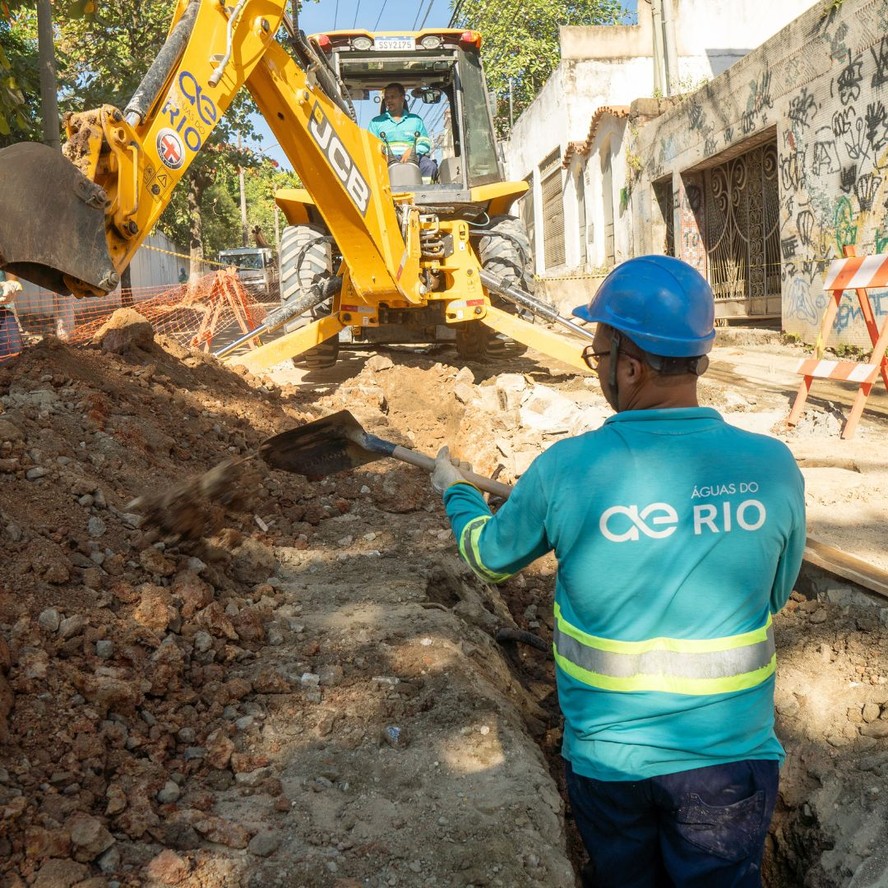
{"left": 0, "top": 7, "right": 41, "bottom": 143}
{"left": 451, "top": 0, "right": 632, "bottom": 135}
{"left": 3, "top": 0, "right": 308, "bottom": 271}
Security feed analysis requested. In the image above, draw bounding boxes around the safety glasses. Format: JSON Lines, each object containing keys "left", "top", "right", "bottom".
{"left": 581, "top": 346, "right": 611, "bottom": 371}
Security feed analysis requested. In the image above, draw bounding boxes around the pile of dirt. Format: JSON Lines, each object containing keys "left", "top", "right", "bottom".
{"left": 0, "top": 318, "right": 887, "bottom": 887}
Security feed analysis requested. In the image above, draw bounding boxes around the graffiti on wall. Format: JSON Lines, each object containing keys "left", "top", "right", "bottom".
{"left": 779, "top": 27, "right": 888, "bottom": 335}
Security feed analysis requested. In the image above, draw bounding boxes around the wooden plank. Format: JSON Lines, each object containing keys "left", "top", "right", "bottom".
{"left": 804, "top": 536, "right": 888, "bottom": 600}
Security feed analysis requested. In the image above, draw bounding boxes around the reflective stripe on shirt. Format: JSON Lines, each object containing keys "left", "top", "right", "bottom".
{"left": 458, "top": 516, "right": 512, "bottom": 583}
{"left": 553, "top": 602, "right": 776, "bottom": 695}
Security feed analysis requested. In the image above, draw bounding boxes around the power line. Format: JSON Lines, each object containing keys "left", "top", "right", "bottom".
{"left": 449, "top": 0, "right": 465, "bottom": 27}
{"left": 417, "top": 0, "right": 436, "bottom": 30}
{"left": 333, "top": 0, "right": 339, "bottom": 29}
{"left": 373, "top": 0, "right": 389, "bottom": 29}
{"left": 352, "top": 0, "right": 362, "bottom": 28}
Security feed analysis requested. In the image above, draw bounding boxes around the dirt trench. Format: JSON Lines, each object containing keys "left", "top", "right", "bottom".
{"left": 0, "top": 320, "right": 887, "bottom": 887}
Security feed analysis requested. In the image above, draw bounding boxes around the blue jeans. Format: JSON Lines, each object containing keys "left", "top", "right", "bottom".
{"left": 564, "top": 759, "right": 779, "bottom": 888}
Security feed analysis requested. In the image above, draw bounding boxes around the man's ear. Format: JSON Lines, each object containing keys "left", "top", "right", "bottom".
{"left": 622, "top": 352, "right": 646, "bottom": 383}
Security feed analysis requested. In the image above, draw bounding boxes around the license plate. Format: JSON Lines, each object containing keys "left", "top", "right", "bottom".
{"left": 374, "top": 36, "right": 415, "bottom": 51}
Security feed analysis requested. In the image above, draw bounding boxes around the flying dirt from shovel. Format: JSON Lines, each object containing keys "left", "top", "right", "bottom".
{"left": 127, "top": 456, "right": 265, "bottom": 539}
{"left": 129, "top": 411, "right": 512, "bottom": 539}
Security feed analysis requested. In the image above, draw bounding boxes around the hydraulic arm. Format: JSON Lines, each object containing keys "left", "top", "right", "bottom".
{"left": 0, "top": 0, "right": 414, "bottom": 302}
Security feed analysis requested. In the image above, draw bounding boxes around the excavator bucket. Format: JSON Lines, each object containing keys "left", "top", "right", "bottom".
{"left": 0, "top": 142, "right": 118, "bottom": 296}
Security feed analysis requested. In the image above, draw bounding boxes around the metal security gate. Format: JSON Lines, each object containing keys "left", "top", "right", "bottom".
{"left": 702, "top": 140, "right": 781, "bottom": 320}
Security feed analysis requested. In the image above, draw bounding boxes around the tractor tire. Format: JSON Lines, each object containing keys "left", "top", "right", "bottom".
{"left": 476, "top": 215, "right": 540, "bottom": 357}
{"left": 279, "top": 224, "right": 339, "bottom": 369}
{"left": 477, "top": 214, "right": 535, "bottom": 294}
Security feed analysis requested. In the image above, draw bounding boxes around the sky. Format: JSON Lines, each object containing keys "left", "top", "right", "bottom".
{"left": 249, "top": 0, "right": 639, "bottom": 170}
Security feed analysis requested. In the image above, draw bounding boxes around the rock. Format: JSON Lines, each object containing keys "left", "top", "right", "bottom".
{"left": 139, "top": 549, "right": 176, "bottom": 578}
{"left": 233, "top": 607, "right": 266, "bottom": 643}
{"left": 192, "top": 631, "right": 213, "bottom": 653}
{"left": 87, "top": 516, "right": 106, "bottom": 538}
{"left": 172, "top": 571, "right": 214, "bottom": 618}
{"left": 230, "top": 752, "right": 270, "bottom": 774}
{"left": 0, "top": 418, "right": 24, "bottom": 442}
{"left": 38, "top": 607, "right": 62, "bottom": 632}
{"left": 144, "top": 848, "right": 190, "bottom": 885}
{"left": 252, "top": 669, "right": 293, "bottom": 694}
{"left": 205, "top": 729, "right": 235, "bottom": 769}
{"left": 91, "top": 309, "right": 155, "bottom": 354}
{"left": 74, "top": 671, "right": 142, "bottom": 716}
{"left": 24, "top": 825, "right": 72, "bottom": 858}
{"left": 67, "top": 811, "right": 115, "bottom": 861}
{"left": 863, "top": 702, "right": 881, "bottom": 723}
{"left": 59, "top": 614, "right": 85, "bottom": 640}
{"left": 248, "top": 829, "right": 281, "bottom": 857}
{"left": 365, "top": 355, "right": 395, "bottom": 372}
{"left": 318, "top": 664, "right": 344, "bottom": 687}
{"left": 191, "top": 814, "right": 252, "bottom": 848}
{"left": 156, "top": 780, "right": 181, "bottom": 804}
{"left": 860, "top": 721, "right": 888, "bottom": 739}
{"left": 31, "top": 859, "right": 90, "bottom": 888}
{"left": 194, "top": 602, "right": 238, "bottom": 640}
{"left": 134, "top": 585, "right": 176, "bottom": 633}
{"left": 105, "top": 784, "right": 128, "bottom": 816}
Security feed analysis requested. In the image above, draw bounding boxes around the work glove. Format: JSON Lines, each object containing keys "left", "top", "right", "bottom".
{"left": 431, "top": 445, "right": 472, "bottom": 494}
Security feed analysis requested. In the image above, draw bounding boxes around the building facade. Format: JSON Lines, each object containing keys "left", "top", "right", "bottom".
{"left": 631, "top": 0, "right": 888, "bottom": 346}
{"left": 504, "top": 0, "right": 826, "bottom": 319}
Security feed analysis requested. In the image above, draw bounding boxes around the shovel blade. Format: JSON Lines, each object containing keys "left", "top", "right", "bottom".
{"left": 259, "top": 410, "right": 379, "bottom": 480}
{"left": 0, "top": 143, "right": 117, "bottom": 296}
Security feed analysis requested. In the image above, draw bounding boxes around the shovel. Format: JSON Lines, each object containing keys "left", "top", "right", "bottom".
{"left": 259, "top": 410, "right": 514, "bottom": 499}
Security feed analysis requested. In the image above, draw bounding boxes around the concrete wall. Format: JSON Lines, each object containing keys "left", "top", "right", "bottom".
{"left": 505, "top": 0, "right": 818, "bottom": 283}
{"left": 630, "top": 0, "right": 888, "bottom": 346}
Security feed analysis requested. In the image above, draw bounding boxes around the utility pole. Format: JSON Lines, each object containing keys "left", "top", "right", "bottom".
{"left": 650, "top": 0, "right": 666, "bottom": 96}
{"left": 36, "top": 0, "right": 60, "bottom": 150}
{"left": 238, "top": 135, "right": 248, "bottom": 247}
{"left": 661, "top": 0, "right": 679, "bottom": 95}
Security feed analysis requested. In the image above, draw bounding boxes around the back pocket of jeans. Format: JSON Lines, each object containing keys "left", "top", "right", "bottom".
{"left": 675, "top": 790, "right": 766, "bottom": 862}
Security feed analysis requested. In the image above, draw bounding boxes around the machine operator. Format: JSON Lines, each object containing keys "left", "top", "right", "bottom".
{"left": 368, "top": 82, "right": 437, "bottom": 181}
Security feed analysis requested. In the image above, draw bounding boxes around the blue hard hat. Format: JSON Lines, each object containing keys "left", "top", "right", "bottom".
{"left": 572, "top": 256, "right": 715, "bottom": 357}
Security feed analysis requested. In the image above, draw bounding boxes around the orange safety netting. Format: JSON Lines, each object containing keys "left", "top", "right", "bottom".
{"left": 4, "top": 271, "right": 276, "bottom": 361}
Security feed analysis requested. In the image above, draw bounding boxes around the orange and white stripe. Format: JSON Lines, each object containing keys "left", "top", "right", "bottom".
{"left": 795, "top": 358, "right": 882, "bottom": 383}
{"left": 823, "top": 253, "right": 888, "bottom": 291}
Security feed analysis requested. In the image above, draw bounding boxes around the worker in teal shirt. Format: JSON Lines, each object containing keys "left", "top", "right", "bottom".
{"left": 431, "top": 256, "right": 806, "bottom": 888}
{"left": 368, "top": 82, "right": 437, "bottom": 181}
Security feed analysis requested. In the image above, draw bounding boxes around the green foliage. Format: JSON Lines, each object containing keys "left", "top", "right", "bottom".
{"left": 452, "top": 0, "right": 632, "bottom": 135}
{"left": 2, "top": 0, "right": 288, "bottom": 260}
{"left": 0, "top": 9, "right": 40, "bottom": 144}
{"left": 159, "top": 143, "right": 300, "bottom": 261}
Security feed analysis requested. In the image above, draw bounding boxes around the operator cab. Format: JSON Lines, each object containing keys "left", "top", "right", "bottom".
{"left": 310, "top": 29, "right": 502, "bottom": 212}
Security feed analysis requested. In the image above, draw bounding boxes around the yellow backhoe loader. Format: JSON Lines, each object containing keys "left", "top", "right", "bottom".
{"left": 0, "top": 1, "right": 594, "bottom": 373}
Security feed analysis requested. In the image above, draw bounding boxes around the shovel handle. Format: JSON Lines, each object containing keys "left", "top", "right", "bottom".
{"left": 390, "top": 445, "right": 513, "bottom": 499}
